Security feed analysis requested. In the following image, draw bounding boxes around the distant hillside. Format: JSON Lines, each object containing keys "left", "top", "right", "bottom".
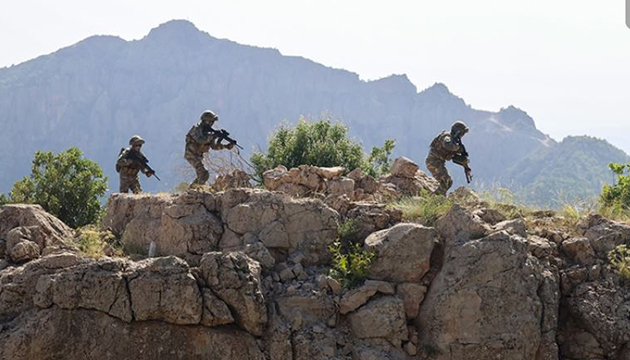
{"left": 503, "top": 136, "right": 630, "bottom": 206}
{"left": 0, "top": 19, "right": 625, "bottom": 205}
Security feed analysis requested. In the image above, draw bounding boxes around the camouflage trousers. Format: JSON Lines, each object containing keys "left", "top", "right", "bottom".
{"left": 119, "top": 174, "right": 142, "bottom": 194}
{"left": 185, "top": 151, "right": 209, "bottom": 185}
{"left": 425, "top": 153, "right": 452, "bottom": 196}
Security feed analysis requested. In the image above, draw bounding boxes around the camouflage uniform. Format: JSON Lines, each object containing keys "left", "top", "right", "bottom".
{"left": 185, "top": 110, "right": 233, "bottom": 185}
{"left": 116, "top": 136, "right": 152, "bottom": 193}
{"left": 426, "top": 122, "right": 469, "bottom": 196}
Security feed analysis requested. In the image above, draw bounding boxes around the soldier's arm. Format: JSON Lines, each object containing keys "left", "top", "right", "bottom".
{"left": 116, "top": 151, "right": 132, "bottom": 167}
{"left": 208, "top": 136, "right": 229, "bottom": 150}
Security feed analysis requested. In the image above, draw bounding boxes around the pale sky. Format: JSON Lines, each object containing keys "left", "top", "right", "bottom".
{"left": 1, "top": 0, "right": 629, "bottom": 153}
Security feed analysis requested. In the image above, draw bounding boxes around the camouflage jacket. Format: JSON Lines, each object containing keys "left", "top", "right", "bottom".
{"left": 428, "top": 131, "right": 463, "bottom": 161}
{"left": 185, "top": 122, "right": 226, "bottom": 156}
{"left": 116, "top": 148, "right": 149, "bottom": 177}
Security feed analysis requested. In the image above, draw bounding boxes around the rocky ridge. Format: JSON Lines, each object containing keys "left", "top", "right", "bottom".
{"left": 1, "top": 160, "right": 630, "bottom": 359}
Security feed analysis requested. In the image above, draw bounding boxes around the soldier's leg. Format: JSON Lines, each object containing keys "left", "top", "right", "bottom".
{"left": 186, "top": 153, "right": 209, "bottom": 185}
{"left": 426, "top": 157, "right": 452, "bottom": 196}
{"left": 130, "top": 177, "right": 142, "bottom": 194}
{"left": 119, "top": 175, "right": 131, "bottom": 193}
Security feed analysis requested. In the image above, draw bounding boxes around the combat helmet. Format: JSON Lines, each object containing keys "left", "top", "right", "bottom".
{"left": 200, "top": 110, "right": 218, "bottom": 123}
{"left": 129, "top": 135, "right": 145, "bottom": 146}
{"left": 451, "top": 121, "right": 469, "bottom": 137}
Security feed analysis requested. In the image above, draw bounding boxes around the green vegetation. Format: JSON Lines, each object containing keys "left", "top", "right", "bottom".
{"left": 391, "top": 191, "right": 452, "bottom": 227}
{"left": 600, "top": 163, "right": 630, "bottom": 220}
{"left": 0, "top": 193, "right": 8, "bottom": 206}
{"left": 504, "top": 136, "right": 630, "bottom": 208}
{"left": 480, "top": 188, "right": 529, "bottom": 220}
{"left": 3, "top": 148, "right": 108, "bottom": 228}
{"left": 608, "top": 245, "right": 630, "bottom": 281}
{"left": 328, "top": 219, "right": 375, "bottom": 288}
{"left": 251, "top": 115, "right": 395, "bottom": 182}
{"left": 328, "top": 241, "right": 375, "bottom": 289}
{"left": 74, "top": 226, "right": 119, "bottom": 259}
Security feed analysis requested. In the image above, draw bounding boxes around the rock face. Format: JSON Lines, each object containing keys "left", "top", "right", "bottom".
{"left": 417, "top": 230, "right": 555, "bottom": 360}
{"left": 0, "top": 204, "right": 74, "bottom": 264}
{"left": 0, "top": 308, "right": 265, "bottom": 360}
{"left": 3, "top": 189, "right": 630, "bottom": 359}
{"left": 102, "top": 188, "right": 339, "bottom": 265}
{"left": 262, "top": 159, "right": 438, "bottom": 203}
{"left": 364, "top": 223, "right": 436, "bottom": 283}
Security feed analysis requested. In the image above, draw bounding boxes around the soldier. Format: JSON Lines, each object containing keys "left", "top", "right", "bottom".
{"left": 116, "top": 135, "right": 155, "bottom": 193}
{"left": 185, "top": 110, "right": 235, "bottom": 186}
{"left": 426, "top": 121, "right": 471, "bottom": 196}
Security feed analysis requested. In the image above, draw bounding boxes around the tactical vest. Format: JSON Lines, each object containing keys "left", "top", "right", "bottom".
{"left": 117, "top": 149, "right": 143, "bottom": 177}
{"left": 429, "top": 131, "right": 457, "bottom": 160}
{"left": 185, "top": 124, "right": 212, "bottom": 155}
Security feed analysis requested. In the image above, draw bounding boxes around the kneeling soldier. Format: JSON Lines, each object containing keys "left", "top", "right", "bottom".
{"left": 426, "top": 121, "right": 471, "bottom": 196}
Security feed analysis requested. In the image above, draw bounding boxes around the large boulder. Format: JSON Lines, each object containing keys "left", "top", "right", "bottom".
{"left": 347, "top": 296, "right": 408, "bottom": 347}
{"left": 345, "top": 202, "right": 402, "bottom": 241}
{"left": 390, "top": 157, "right": 419, "bottom": 179}
{"left": 222, "top": 189, "right": 339, "bottom": 265}
{"left": 34, "top": 257, "right": 132, "bottom": 322}
{"left": 364, "top": 223, "right": 436, "bottom": 283}
{"left": 6, "top": 227, "right": 41, "bottom": 263}
{"left": 127, "top": 257, "right": 202, "bottom": 325}
{"left": 199, "top": 251, "right": 267, "bottom": 336}
{"left": 0, "top": 204, "right": 73, "bottom": 257}
{"left": 417, "top": 230, "right": 558, "bottom": 360}
{"left": 560, "top": 272, "right": 630, "bottom": 359}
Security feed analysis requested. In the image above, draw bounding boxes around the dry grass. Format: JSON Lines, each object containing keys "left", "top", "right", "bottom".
{"left": 390, "top": 192, "right": 452, "bottom": 227}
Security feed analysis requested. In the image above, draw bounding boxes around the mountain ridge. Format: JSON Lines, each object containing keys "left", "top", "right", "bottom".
{"left": 0, "top": 19, "right": 625, "bottom": 205}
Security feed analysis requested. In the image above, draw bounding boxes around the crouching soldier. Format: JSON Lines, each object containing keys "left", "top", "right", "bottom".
{"left": 116, "top": 135, "right": 155, "bottom": 193}
{"left": 426, "top": 121, "right": 472, "bottom": 196}
{"left": 185, "top": 110, "right": 235, "bottom": 186}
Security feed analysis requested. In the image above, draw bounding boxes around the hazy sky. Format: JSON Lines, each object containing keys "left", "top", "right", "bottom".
{"left": 1, "top": 0, "right": 629, "bottom": 153}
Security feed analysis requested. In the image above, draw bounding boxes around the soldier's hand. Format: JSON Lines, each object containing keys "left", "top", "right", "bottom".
{"left": 146, "top": 171, "right": 153, "bottom": 178}
{"left": 227, "top": 143, "right": 235, "bottom": 150}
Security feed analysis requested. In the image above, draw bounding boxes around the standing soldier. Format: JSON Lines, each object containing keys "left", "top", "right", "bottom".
{"left": 185, "top": 110, "right": 235, "bottom": 186}
{"left": 426, "top": 121, "right": 472, "bottom": 196}
{"left": 116, "top": 135, "right": 155, "bottom": 193}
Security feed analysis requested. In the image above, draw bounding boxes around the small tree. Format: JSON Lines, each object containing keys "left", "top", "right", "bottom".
{"left": 7, "top": 148, "right": 108, "bottom": 228}
{"left": 600, "top": 162, "right": 630, "bottom": 216}
{"left": 251, "top": 115, "right": 394, "bottom": 181}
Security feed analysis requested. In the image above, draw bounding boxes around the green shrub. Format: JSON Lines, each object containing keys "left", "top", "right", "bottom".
{"left": 5, "top": 148, "right": 108, "bottom": 228}
{"left": 600, "top": 163, "right": 630, "bottom": 219}
{"left": 391, "top": 191, "right": 452, "bottom": 227}
{"left": 251, "top": 115, "right": 394, "bottom": 182}
{"left": 608, "top": 245, "right": 630, "bottom": 281}
{"left": 74, "top": 226, "right": 118, "bottom": 258}
{"left": 328, "top": 241, "right": 375, "bottom": 289}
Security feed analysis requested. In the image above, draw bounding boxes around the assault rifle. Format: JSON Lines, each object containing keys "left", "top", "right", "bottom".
{"left": 127, "top": 150, "right": 161, "bottom": 181}
{"left": 207, "top": 127, "right": 243, "bottom": 150}
{"left": 452, "top": 138, "right": 473, "bottom": 184}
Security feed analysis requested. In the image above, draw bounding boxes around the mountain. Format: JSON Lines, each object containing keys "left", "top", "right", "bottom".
{"left": 0, "top": 20, "right": 625, "bottom": 205}
{"left": 504, "top": 136, "right": 630, "bottom": 206}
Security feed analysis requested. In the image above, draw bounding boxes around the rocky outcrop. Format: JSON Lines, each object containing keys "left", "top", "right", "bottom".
{"left": 3, "top": 188, "right": 630, "bottom": 359}
{"left": 364, "top": 223, "right": 436, "bottom": 283}
{"left": 262, "top": 158, "right": 438, "bottom": 203}
{"left": 102, "top": 188, "right": 339, "bottom": 265}
{"left": 417, "top": 229, "right": 556, "bottom": 359}
{"left": 0, "top": 308, "right": 265, "bottom": 360}
{"left": 0, "top": 204, "right": 74, "bottom": 264}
